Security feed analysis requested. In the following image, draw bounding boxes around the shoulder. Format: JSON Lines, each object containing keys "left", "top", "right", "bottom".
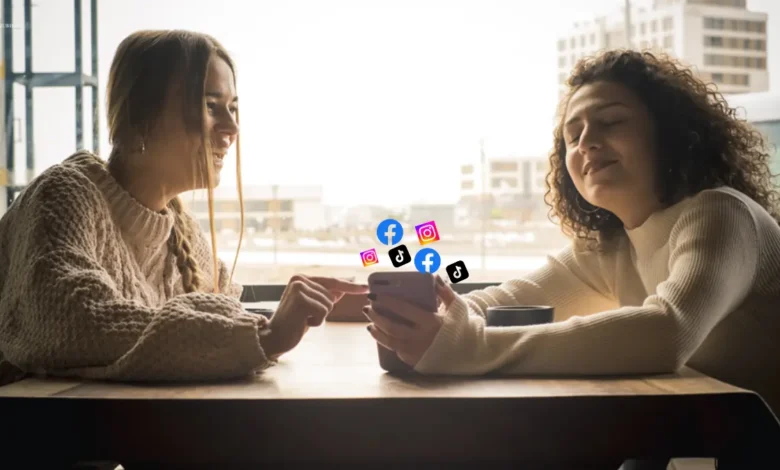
{"left": 669, "top": 187, "right": 763, "bottom": 252}
{"left": 676, "top": 187, "right": 760, "bottom": 229}
{"left": 11, "top": 152, "right": 108, "bottom": 234}
{"left": 19, "top": 152, "right": 106, "bottom": 207}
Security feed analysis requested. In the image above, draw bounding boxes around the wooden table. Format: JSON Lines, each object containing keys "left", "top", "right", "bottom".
{"left": 1, "top": 322, "right": 778, "bottom": 469}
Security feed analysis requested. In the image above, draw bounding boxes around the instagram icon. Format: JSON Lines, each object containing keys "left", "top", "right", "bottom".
{"left": 415, "top": 220, "right": 440, "bottom": 246}
{"left": 360, "top": 248, "right": 379, "bottom": 267}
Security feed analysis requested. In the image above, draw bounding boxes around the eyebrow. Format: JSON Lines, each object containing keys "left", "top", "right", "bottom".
{"left": 564, "top": 101, "right": 628, "bottom": 127}
{"left": 206, "top": 91, "right": 238, "bottom": 102}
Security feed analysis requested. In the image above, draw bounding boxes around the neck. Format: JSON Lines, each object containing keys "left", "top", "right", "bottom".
{"left": 109, "top": 151, "right": 176, "bottom": 212}
{"left": 611, "top": 198, "right": 665, "bottom": 230}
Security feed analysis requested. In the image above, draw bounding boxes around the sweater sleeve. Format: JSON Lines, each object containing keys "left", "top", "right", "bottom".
{"left": 415, "top": 191, "right": 759, "bottom": 376}
{"left": 461, "top": 244, "right": 618, "bottom": 322}
{"left": 0, "top": 168, "right": 272, "bottom": 382}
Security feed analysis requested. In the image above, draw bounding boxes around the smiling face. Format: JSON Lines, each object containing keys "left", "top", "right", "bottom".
{"left": 149, "top": 54, "right": 239, "bottom": 192}
{"left": 562, "top": 80, "right": 662, "bottom": 228}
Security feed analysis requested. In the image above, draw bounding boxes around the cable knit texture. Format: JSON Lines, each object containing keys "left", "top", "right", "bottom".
{"left": 415, "top": 187, "right": 780, "bottom": 414}
{"left": 0, "top": 151, "right": 271, "bottom": 384}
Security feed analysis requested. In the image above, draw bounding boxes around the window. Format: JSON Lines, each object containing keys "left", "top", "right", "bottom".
{"left": 2, "top": 2, "right": 769, "bottom": 286}
{"left": 490, "top": 161, "right": 519, "bottom": 173}
{"left": 752, "top": 121, "right": 780, "bottom": 178}
{"left": 245, "top": 200, "right": 270, "bottom": 212}
{"left": 704, "top": 36, "right": 723, "bottom": 47}
{"left": 491, "top": 177, "right": 518, "bottom": 189}
{"left": 705, "top": 36, "right": 767, "bottom": 51}
{"left": 704, "top": 54, "right": 767, "bottom": 69}
{"left": 704, "top": 17, "right": 765, "bottom": 34}
{"left": 689, "top": 0, "right": 746, "bottom": 6}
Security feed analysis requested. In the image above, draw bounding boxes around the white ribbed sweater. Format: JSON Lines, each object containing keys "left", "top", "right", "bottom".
{"left": 416, "top": 187, "right": 780, "bottom": 414}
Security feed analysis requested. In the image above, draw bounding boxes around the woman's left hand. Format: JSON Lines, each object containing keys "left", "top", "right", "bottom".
{"left": 363, "top": 276, "right": 458, "bottom": 368}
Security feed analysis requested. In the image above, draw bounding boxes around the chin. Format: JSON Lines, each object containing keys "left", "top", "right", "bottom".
{"left": 583, "top": 185, "right": 617, "bottom": 210}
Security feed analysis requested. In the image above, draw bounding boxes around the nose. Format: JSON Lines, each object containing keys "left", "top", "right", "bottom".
{"left": 576, "top": 124, "right": 602, "bottom": 155}
{"left": 214, "top": 111, "right": 240, "bottom": 144}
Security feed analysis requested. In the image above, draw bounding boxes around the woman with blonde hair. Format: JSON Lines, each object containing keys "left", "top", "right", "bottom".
{"left": 0, "top": 29, "right": 366, "bottom": 385}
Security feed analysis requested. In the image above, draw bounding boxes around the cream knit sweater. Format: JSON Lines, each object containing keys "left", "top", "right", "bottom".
{"left": 0, "top": 151, "right": 271, "bottom": 384}
{"left": 416, "top": 187, "right": 780, "bottom": 414}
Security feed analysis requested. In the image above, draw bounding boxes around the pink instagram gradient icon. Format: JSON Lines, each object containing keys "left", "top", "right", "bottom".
{"left": 360, "top": 248, "right": 379, "bottom": 267}
{"left": 415, "top": 220, "right": 440, "bottom": 246}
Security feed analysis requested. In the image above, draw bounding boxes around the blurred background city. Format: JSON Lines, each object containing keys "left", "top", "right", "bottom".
{"left": 0, "top": 0, "right": 778, "bottom": 285}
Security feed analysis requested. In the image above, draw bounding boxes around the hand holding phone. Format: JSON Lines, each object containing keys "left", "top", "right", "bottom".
{"left": 366, "top": 271, "right": 443, "bottom": 373}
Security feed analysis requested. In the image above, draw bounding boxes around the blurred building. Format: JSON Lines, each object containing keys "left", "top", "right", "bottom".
{"left": 457, "top": 156, "right": 550, "bottom": 225}
{"left": 557, "top": 0, "right": 769, "bottom": 98}
{"left": 408, "top": 204, "right": 456, "bottom": 234}
{"left": 183, "top": 185, "right": 326, "bottom": 233}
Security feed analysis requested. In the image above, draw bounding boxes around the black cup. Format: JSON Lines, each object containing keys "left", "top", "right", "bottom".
{"left": 245, "top": 308, "right": 274, "bottom": 319}
{"left": 486, "top": 305, "right": 554, "bottom": 327}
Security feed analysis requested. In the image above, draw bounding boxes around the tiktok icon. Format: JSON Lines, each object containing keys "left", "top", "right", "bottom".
{"left": 445, "top": 260, "right": 470, "bottom": 284}
{"left": 388, "top": 244, "right": 411, "bottom": 268}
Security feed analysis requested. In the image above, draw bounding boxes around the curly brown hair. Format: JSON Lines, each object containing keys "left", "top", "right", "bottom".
{"left": 545, "top": 49, "right": 780, "bottom": 247}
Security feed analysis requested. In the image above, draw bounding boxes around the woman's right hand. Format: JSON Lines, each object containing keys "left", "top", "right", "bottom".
{"left": 258, "top": 274, "right": 368, "bottom": 359}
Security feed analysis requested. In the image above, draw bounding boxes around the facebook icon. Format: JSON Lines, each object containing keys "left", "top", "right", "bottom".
{"left": 376, "top": 218, "right": 404, "bottom": 246}
{"left": 414, "top": 248, "right": 441, "bottom": 274}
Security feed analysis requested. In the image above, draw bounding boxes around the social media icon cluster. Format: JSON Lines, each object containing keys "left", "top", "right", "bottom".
{"left": 360, "top": 218, "right": 469, "bottom": 284}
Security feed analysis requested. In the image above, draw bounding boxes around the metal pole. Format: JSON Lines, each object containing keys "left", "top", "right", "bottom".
{"left": 3, "top": 0, "right": 15, "bottom": 210}
{"left": 74, "top": 0, "right": 84, "bottom": 150}
{"left": 24, "top": 0, "right": 33, "bottom": 184}
{"left": 90, "top": 0, "right": 98, "bottom": 153}
{"left": 271, "top": 184, "right": 278, "bottom": 265}
{"left": 624, "top": 0, "right": 632, "bottom": 48}
{"left": 480, "top": 138, "right": 487, "bottom": 271}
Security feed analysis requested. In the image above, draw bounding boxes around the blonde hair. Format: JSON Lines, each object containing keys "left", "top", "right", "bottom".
{"left": 105, "top": 30, "right": 245, "bottom": 293}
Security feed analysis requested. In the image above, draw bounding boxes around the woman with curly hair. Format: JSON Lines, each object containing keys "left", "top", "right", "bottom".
{"left": 363, "top": 49, "right": 780, "bottom": 418}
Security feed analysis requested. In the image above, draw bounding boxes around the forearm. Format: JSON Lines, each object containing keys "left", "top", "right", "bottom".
{"left": 418, "top": 299, "right": 679, "bottom": 376}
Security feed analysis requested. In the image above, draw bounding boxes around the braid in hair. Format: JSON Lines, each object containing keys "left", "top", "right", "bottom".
{"left": 168, "top": 197, "right": 204, "bottom": 293}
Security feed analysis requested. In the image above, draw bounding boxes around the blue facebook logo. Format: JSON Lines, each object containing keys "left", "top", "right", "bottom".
{"left": 414, "top": 248, "right": 441, "bottom": 274}
{"left": 376, "top": 218, "right": 404, "bottom": 246}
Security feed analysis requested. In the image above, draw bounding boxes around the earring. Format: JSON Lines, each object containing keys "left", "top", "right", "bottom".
{"left": 574, "top": 194, "right": 600, "bottom": 215}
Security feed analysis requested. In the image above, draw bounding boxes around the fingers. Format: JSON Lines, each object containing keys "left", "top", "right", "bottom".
{"left": 363, "top": 305, "right": 416, "bottom": 339}
{"left": 435, "top": 275, "right": 458, "bottom": 308}
{"left": 289, "top": 277, "right": 334, "bottom": 312}
{"left": 310, "top": 276, "right": 370, "bottom": 295}
{"left": 294, "top": 275, "right": 339, "bottom": 303}
{"left": 367, "top": 324, "right": 404, "bottom": 353}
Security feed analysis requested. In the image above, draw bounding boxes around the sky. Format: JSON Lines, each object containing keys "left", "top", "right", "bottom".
{"left": 7, "top": 0, "right": 780, "bottom": 206}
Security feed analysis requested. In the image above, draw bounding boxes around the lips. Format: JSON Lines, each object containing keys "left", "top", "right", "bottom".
{"left": 584, "top": 160, "right": 617, "bottom": 176}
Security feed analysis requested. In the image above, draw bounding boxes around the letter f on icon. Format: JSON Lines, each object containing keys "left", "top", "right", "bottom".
{"left": 384, "top": 224, "right": 396, "bottom": 244}
{"left": 422, "top": 253, "right": 434, "bottom": 272}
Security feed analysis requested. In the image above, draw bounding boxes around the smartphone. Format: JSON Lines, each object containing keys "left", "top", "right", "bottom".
{"left": 367, "top": 271, "right": 438, "bottom": 374}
